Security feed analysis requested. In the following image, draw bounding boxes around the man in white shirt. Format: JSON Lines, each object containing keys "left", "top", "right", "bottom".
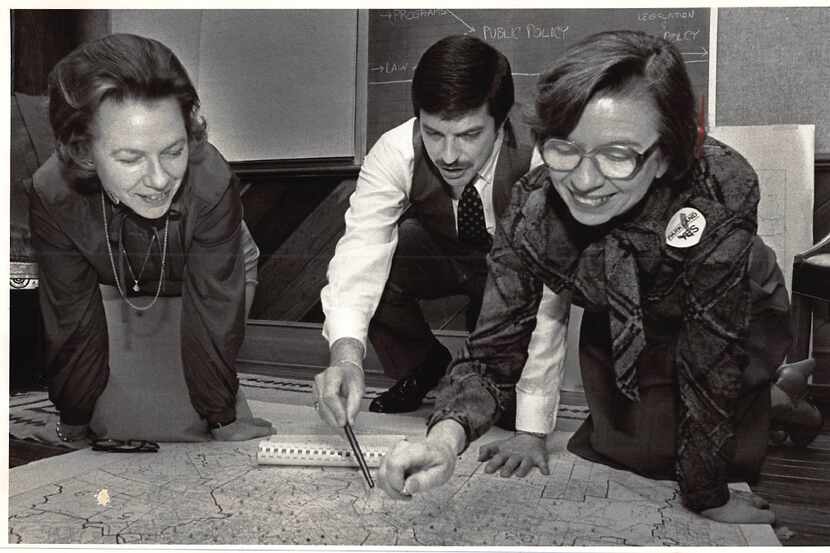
{"left": 314, "top": 36, "right": 568, "bottom": 453}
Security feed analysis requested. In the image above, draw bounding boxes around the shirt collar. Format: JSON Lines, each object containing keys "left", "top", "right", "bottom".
{"left": 475, "top": 126, "right": 505, "bottom": 187}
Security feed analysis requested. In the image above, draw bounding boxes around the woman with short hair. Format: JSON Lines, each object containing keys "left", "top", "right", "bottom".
{"left": 378, "top": 30, "right": 822, "bottom": 524}
{"left": 30, "top": 33, "right": 272, "bottom": 444}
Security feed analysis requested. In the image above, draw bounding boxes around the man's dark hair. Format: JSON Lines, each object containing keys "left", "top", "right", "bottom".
{"left": 412, "top": 35, "right": 514, "bottom": 127}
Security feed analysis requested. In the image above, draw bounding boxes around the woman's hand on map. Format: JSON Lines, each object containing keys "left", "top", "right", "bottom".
{"left": 378, "top": 420, "right": 464, "bottom": 500}
{"left": 699, "top": 490, "right": 775, "bottom": 524}
{"left": 211, "top": 416, "right": 274, "bottom": 441}
{"left": 478, "top": 432, "right": 550, "bottom": 478}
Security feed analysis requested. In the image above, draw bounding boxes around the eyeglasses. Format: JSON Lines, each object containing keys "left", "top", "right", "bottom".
{"left": 541, "top": 138, "right": 661, "bottom": 180}
{"left": 91, "top": 438, "right": 160, "bottom": 453}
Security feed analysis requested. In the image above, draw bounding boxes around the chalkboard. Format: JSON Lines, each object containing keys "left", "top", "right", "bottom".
{"left": 716, "top": 7, "right": 830, "bottom": 154}
{"left": 367, "top": 8, "right": 710, "bottom": 149}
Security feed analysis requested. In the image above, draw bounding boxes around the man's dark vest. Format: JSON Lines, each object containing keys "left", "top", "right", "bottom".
{"left": 408, "top": 120, "right": 532, "bottom": 244}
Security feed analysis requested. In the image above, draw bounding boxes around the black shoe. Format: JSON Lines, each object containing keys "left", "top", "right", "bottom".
{"left": 369, "top": 346, "right": 452, "bottom": 414}
{"left": 369, "top": 375, "right": 433, "bottom": 413}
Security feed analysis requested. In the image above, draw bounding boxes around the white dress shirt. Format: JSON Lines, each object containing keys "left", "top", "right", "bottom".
{"left": 321, "top": 118, "right": 570, "bottom": 434}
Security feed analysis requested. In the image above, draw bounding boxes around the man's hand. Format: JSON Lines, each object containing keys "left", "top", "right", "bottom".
{"left": 314, "top": 361, "right": 365, "bottom": 428}
{"left": 478, "top": 432, "right": 550, "bottom": 477}
{"left": 314, "top": 338, "right": 366, "bottom": 428}
{"left": 377, "top": 420, "right": 464, "bottom": 499}
{"left": 699, "top": 490, "right": 775, "bottom": 524}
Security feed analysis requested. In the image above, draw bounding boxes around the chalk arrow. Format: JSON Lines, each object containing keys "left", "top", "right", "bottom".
{"left": 681, "top": 47, "right": 708, "bottom": 57}
{"left": 446, "top": 10, "right": 475, "bottom": 34}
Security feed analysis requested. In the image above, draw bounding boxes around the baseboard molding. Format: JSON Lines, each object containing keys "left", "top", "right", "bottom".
{"left": 240, "top": 319, "right": 468, "bottom": 378}
{"left": 239, "top": 319, "right": 589, "bottom": 405}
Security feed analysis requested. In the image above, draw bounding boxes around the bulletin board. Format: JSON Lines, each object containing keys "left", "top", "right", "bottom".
{"left": 715, "top": 7, "right": 830, "bottom": 153}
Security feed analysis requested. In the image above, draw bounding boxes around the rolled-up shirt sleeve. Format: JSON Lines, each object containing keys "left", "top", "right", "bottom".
{"left": 180, "top": 176, "right": 246, "bottom": 427}
{"left": 515, "top": 285, "right": 571, "bottom": 434}
{"left": 321, "top": 123, "right": 412, "bottom": 353}
{"left": 30, "top": 186, "right": 109, "bottom": 426}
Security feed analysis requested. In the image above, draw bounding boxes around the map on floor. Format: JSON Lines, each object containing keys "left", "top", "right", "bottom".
{"left": 8, "top": 433, "right": 775, "bottom": 546}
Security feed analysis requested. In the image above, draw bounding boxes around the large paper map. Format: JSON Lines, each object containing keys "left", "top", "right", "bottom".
{"left": 9, "top": 402, "right": 776, "bottom": 546}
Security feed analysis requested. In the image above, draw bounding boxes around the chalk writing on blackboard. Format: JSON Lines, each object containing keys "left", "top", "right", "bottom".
{"left": 369, "top": 61, "right": 412, "bottom": 76}
{"left": 377, "top": 9, "right": 453, "bottom": 25}
{"left": 637, "top": 10, "right": 698, "bottom": 22}
{"left": 367, "top": 8, "right": 711, "bottom": 149}
{"left": 482, "top": 24, "right": 570, "bottom": 42}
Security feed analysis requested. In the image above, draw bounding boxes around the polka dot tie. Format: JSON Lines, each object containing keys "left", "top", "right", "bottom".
{"left": 457, "top": 183, "right": 492, "bottom": 251}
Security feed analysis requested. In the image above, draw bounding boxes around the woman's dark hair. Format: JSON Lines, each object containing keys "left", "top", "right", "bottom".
{"left": 412, "top": 34, "right": 514, "bottom": 128}
{"left": 531, "top": 30, "right": 697, "bottom": 181}
{"left": 48, "top": 33, "right": 206, "bottom": 181}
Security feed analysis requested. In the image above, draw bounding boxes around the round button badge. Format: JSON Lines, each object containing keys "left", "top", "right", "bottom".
{"left": 665, "top": 207, "right": 706, "bottom": 248}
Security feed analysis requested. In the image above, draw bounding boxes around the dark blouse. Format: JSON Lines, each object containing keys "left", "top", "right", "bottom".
{"left": 29, "top": 143, "right": 246, "bottom": 428}
{"left": 428, "top": 137, "right": 765, "bottom": 512}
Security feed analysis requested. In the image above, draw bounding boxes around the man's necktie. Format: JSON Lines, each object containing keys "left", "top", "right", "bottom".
{"left": 457, "top": 182, "right": 492, "bottom": 251}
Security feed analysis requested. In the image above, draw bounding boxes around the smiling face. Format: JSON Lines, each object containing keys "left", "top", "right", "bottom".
{"left": 419, "top": 104, "right": 499, "bottom": 197}
{"left": 547, "top": 93, "right": 669, "bottom": 226}
{"left": 89, "top": 97, "right": 188, "bottom": 219}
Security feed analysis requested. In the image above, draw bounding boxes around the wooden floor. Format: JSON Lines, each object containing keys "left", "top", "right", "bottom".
{"left": 752, "top": 394, "right": 830, "bottom": 546}
{"left": 9, "top": 384, "right": 830, "bottom": 546}
{"left": 9, "top": 438, "right": 71, "bottom": 469}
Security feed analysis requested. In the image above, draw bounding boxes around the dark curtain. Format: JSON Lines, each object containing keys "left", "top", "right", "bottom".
{"left": 9, "top": 10, "right": 109, "bottom": 391}
{"left": 12, "top": 9, "right": 110, "bottom": 95}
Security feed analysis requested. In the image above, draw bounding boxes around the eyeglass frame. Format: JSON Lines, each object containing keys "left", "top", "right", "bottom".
{"left": 540, "top": 137, "right": 662, "bottom": 181}
{"left": 91, "top": 438, "right": 160, "bottom": 453}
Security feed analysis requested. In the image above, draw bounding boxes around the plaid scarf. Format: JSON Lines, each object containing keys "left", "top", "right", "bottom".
{"left": 515, "top": 174, "right": 675, "bottom": 401}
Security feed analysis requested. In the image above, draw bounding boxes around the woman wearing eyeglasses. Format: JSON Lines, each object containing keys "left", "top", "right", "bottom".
{"left": 378, "top": 30, "right": 822, "bottom": 524}
{"left": 29, "top": 34, "right": 274, "bottom": 445}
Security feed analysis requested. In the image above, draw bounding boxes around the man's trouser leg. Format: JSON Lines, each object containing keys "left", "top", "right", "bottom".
{"left": 368, "top": 218, "right": 487, "bottom": 412}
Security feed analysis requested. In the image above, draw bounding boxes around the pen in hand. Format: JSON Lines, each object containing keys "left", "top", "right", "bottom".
{"left": 343, "top": 423, "right": 374, "bottom": 488}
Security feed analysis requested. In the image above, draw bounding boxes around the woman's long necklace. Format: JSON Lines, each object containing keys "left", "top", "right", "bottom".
{"left": 101, "top": 191, "right": 170, "bottom": 311}
{"left": 123, "top": 233, "right": 156, "bottom": 292}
